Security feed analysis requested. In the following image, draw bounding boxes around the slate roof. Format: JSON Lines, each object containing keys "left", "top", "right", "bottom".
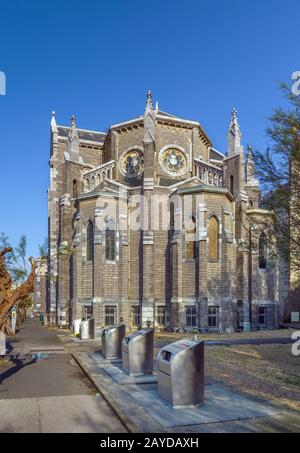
{"left": 57, "top": 126, "right": 106, "bottom": 143}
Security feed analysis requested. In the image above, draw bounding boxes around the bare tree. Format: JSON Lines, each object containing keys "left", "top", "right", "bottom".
{"left": 0, "top": 247, "right": 36, "bottom": 333}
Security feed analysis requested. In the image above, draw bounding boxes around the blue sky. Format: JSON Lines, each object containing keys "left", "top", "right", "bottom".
{"left": 0, "top": 0, "right": 299, "bottom": 257}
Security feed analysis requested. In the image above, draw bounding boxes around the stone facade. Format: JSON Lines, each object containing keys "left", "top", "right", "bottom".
{"left": 33, "top": 257, "right": 47, "bottom": 317}
{"left": 46, "top": 93, "right": 280, "bottom": 333}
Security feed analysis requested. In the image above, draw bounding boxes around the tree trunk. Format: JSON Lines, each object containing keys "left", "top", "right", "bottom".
{"left": 4, "top": 317, "right": 14, "bottom": 337}
{"left": 0, "top": 248, "right": 36, "bottom": 331}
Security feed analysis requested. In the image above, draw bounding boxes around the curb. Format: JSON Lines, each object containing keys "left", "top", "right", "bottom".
{"left": 70, "top": 352, "right": 139, "bottom": 434}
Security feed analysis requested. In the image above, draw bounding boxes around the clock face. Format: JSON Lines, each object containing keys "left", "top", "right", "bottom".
{"left": 160, "top": 148, "right": 187, "bottom": 176}
{"left": 122, "top": 150, "right": 144, "bottom": 176}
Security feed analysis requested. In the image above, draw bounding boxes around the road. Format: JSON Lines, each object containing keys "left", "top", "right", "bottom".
{"left": 0, "top": 319, "right": 126, "bottom": 433}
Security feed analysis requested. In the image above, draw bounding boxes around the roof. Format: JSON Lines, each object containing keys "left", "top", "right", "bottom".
{"left": 57, "top": 126, "right": 106, "bottom": 143}
{"left": 210, "top": 147, "right": 225, "bottom": 161}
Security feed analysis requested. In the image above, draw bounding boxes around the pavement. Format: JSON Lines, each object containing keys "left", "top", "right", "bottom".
{"left": 1, "top": 322, "right": 298, "bottom": 433}
{"left": 58, "top": 330, "right": 300, "bottom": 433}
{"left": 0, "top": 320, "right": 127, "bottom": 433}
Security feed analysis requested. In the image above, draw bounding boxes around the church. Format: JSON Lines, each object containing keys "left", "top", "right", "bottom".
{"left": 47, "top": 91, "right": 280, "bottom": 333}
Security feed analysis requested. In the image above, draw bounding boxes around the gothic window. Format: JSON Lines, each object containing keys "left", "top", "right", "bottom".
{"left": 86, "top": 220, "right": 94, "bottom": 262}
{"left": 258, "top": 306, "right": 266, "bottom": 325}
{"left": 208, "top": 306, "right": 219, "bottom": 328}
{"left": 105, "top": 228, "right": 116, "bottom": 261}
{"left": 230, "top": 175, "right": 234, "bottom": 195}
{"left": 72, "top": 179, "right": 78, "bottom": 198}
{"left": 157, "top": 306, "right": 166, "bottom": 326}
{"left": 237, "top": 300, "right": 244, "bottom": 330}
{"left": 105, "top": 306, "right": 116, "bottom": 326}
{"left": 259, "top": 232, "right": 267, "bottom": 269}
{"left": 160, "top": 147, "right": 187, "bottom": 176}
{"left": 169, "top": 202, "right": 175, "bottom": 233}
{"left": 186, "top": 306, "right": 197, "bottom": 327}
{"left": 131, "top": 305, "right": 141, "bottom": 327}
{"left": 186, "top": 215, "right": 197, "bottom": 260}
{"left": 208, "top": 216, "right": 219, "bottom": 261}
{"left": 83, "top": 305, "right": 93, "bottom": 319}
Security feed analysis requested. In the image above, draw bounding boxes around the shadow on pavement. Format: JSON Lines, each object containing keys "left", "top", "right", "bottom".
{"left": 0, "top": 354, "right": 37, "bottom": 385}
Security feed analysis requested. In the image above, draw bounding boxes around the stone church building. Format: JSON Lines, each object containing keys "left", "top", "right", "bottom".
{"left": 47, "top": 92, "right": 280, "bottom": 333}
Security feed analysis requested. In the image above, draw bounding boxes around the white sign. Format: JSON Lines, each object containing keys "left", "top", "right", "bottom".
{"left": 0, "top": 331, "right": 6, "bottom": 356}
{"left": 11, "top": 307, "right": 17, "bottom": 334}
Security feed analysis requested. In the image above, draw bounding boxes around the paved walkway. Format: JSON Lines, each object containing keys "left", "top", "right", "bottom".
{"left": 0, "top": 320, "right": 126, "bottom": 433}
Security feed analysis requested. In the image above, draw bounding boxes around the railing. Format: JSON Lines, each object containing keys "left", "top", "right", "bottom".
{"left": 194, "top": 159, "right": 223, "bottom": 187}
{"left": 83, "top": 160, "right": 114, "bottom": 192}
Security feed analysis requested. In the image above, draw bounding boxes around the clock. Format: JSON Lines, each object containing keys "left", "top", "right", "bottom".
{"left": 122, "top": 150, "right": 144, "bottom": 176}
{"left": 159, "top": 147, "right": 187, "bottom": 176}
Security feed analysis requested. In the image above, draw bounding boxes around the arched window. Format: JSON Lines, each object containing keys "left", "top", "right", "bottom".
{"left": 86, "top": 221, "right": 94, "bottom": 262}
{"left": 259, "top": 232, "right": 267, "bottom": 269}
{"left": 186, "top": 215, "right": 197, "bottom": 260}
{"left": 230, "top": 175, "right": 234, "bottom": 195}
{"left": 105, "top": 228, "right": 116, "bottom": 261}
{"left": 72, "top": 179, "right": 78, "bottom": 198}
{"left": 209, "top": 216, "right": 219, "bottom": 261}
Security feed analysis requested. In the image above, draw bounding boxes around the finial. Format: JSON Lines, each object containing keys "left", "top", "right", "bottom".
{"left": 67, "top": 113, "right": 80, "bottom": 158}
{"left": 70, "top": 114, "right": 76, "bottom": 126}
{"left": 155, "top": 101, "right": 159, "bottom": 113}
{"left": 227, "top": 107, "right": 242, "bottom": 156}
{"left": 230, "top": 108, "right": 238, "bottom": 124}
{"left": 145, "top": 89, "right": 153, "bottom": 113}
{"left": 246, "top": 145, "right": 257, "bottom": 183}
{"left": 228, "top": 107, "right": 240, "bottom": 132}
{"left": 51, "top": 110, "right": 57, "bottom": 132}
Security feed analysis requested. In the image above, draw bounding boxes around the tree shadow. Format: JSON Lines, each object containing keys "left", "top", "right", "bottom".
{"left": 0, "top": 354, "right": 37, "bottom": 385}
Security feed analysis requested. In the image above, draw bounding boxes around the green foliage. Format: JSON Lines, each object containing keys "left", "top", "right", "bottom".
{"left": 0, "top": 233, "right": 29, "bottom": 285}
{"left": 38, "top": 237, "right": 48, "bottom": 258}
{"left": 253, "top": 83, "right": 300, "bottom": 267}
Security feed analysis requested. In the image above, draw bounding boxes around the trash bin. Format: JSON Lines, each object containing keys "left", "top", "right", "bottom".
{"left": 157, "top": 339, "right": 204, "bottom": 408}
{"left": 102, "top": 324, "right": 125, "bottom": 359}
{"left": 80, "top": 318, "right": 94, "bottom": 340}
{"left": 122, "top": 328, "right": 154, "bottom": 376}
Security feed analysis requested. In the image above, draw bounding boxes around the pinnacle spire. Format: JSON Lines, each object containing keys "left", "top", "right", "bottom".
{"left": 67, "top": 114, "right": 80, "bottom": 158}
{"left": 145, "top": 89, "right": 153, "bottom": 113}
{"left": 51, "top": 110, "right": 58, "bottom": 133}
{"left": 246, "top": 144, "right": 258, "bottom": 184}
{"left": 227, "top": 107, "right": 242, "bottom": 156}
{"left": 228, "top": 108, "right": 240, "bottom": 135}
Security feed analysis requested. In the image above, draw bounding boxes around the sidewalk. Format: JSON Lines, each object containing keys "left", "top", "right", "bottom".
{"left": 59, "top": 334, "right": 300, "bottom": 433}
{"left": 0, "top": 320, "right": 127, "bottom": 433}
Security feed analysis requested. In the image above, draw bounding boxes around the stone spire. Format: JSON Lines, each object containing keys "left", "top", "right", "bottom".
{"left": 145, "top": 89, "right": 153, "bottom": 114}
{"left": 51, "top": 111, "right": 58, "bottom": 133}
{"left": 143, "top": 90, "right": 156, "bottom": 190}
{"left": 67, "top": 114, "right": 80, "bottom": 160}
{"left": 227, "top": 108, "right": 242, "bottom": 156}
{"left": 143, "top": 90, "right": 156, "bottom": 143}
{"left": 246, "top": 145, "right": 259, "bottom": 186}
